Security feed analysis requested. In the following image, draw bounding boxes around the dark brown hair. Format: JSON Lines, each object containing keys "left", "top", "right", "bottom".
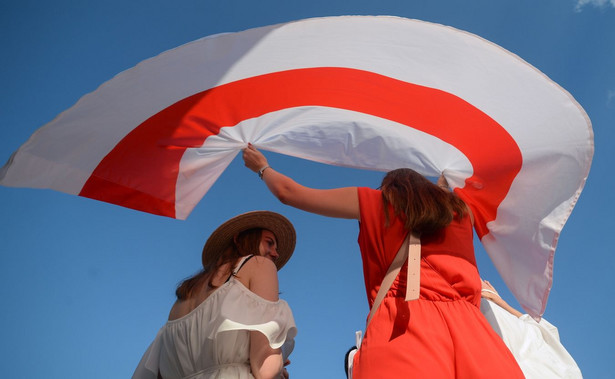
{"left": 175, "top": 228, "right": 264, "bottom": 300}
{"left": 381, "top": 168, "right": 468, "bottom": 236}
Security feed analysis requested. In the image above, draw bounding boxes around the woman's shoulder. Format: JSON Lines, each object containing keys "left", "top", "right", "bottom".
{"left": 240, "top": 256, "right": 278, "bottom": 284}
{"left": 357, "top": 187, "right": 384, "bottom": 221}
{"left": 357, "top": 186, "right": 379, "bottom": 194}
{"left": 240, "top": 255, "right": 277, "bottom": 273}
{"left": 234, "top": 255, "right": 279, "bottom": 301}
{"left": 357, "top": 187, "right": 381, "bottom": 205}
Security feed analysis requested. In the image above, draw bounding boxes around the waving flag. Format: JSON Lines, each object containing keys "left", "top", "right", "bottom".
{"left": 0, "top": 16, "right": 593, "bottom": 317}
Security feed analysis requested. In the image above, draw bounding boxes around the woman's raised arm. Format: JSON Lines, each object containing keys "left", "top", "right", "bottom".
{"left": 242, "top": 144, "right": 360, "bottom": 220}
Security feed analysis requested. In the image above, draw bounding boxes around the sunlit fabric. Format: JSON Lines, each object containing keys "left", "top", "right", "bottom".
{"left": 0, "top": 16, "right": 593, "bottom": 317}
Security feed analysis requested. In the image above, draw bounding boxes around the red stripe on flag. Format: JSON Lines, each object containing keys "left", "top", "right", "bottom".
{"left": 79, "top": 67, "right": 521, "bottom": 233}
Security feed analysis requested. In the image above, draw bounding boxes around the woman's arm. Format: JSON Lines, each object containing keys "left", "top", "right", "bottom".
{"left": 243, "top": 256, "right": 284, "bottom": 379}
{"left": 481, "top": 280, "right": 523, "bottom": 318}
{"left": 250, "top": 331, "right": 283, "bottom": 379}
{"left": 242, "top": 144, "right": 360, "bottom": 220}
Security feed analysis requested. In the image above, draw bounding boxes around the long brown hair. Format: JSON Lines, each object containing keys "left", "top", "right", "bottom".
{"left": 175, "top": 228, "right": 263, "bottom": 300}
{"left": 381, "top": 168, "right": 468, "bottom": 236}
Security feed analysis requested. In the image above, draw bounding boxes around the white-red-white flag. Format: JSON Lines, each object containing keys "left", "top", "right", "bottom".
{"left": 0, "top": 16, "right": 593, "bottom": 317}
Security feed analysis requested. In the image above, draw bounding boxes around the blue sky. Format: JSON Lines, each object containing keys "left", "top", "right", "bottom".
{"left": 1, "top": 1, "right": 613, "bottom": 378}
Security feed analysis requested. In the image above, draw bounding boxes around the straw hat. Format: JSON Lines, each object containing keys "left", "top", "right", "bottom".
{"left": 202, "top": 211, "right": 296, "bottom": 270}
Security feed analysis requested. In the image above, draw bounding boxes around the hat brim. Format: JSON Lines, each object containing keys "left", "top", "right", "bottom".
{"left": 202, "top": 211, "right": 296, "bottom": 270}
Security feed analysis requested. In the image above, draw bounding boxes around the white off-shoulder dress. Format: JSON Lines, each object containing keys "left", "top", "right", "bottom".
{"left": 133, "top": 256, "right": 297, "bottom": 379}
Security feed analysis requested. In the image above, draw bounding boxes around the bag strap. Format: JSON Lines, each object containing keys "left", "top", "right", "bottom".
{"left": 405, "top": 233, "right": 421, "bottom": 301}
{"left": 366, "top": 232, "right": 421, "bottom": 328}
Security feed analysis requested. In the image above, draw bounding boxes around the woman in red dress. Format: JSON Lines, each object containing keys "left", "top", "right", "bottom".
{"left": 242, "top": 144, "right": 523, "bottom": 378}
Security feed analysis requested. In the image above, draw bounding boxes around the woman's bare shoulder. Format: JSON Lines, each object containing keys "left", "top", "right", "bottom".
{"left": 238, "top": 256, "right": 279, "bottom": 301}
{"left": 240, "top": 255, "right": 278, "bottom": 277}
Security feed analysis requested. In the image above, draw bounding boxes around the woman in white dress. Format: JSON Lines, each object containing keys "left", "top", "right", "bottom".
{"left": 133, "top": 211, "right": 298, "bottom": 379}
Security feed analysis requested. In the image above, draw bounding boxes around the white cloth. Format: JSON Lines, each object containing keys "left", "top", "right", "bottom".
{"left": 0, "top": 16, "right": 593, "bottom": 318}
{"left": 480, "top": 299, "right": 582, "bottom": 378}
{"left": 133, "top": 259, "right": 297, "bottom": 379}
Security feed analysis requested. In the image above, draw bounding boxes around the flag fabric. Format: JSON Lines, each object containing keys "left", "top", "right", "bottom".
{"left": 0, "top": 16, "right": 593, "bottom": 317}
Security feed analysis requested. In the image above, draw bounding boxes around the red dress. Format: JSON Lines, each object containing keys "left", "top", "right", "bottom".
{"left": 352, "top": 188, "right": 524, "bottom": 378}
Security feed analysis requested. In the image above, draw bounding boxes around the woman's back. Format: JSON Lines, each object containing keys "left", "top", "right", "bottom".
{"left": 133, "top": 256, "right": 297, "bottom": 379}
{"left": 353, "top": 187, "right": 523, "bottom": 378}
{"left": 167, "top": 261, "right": 234, "bottom": 321}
